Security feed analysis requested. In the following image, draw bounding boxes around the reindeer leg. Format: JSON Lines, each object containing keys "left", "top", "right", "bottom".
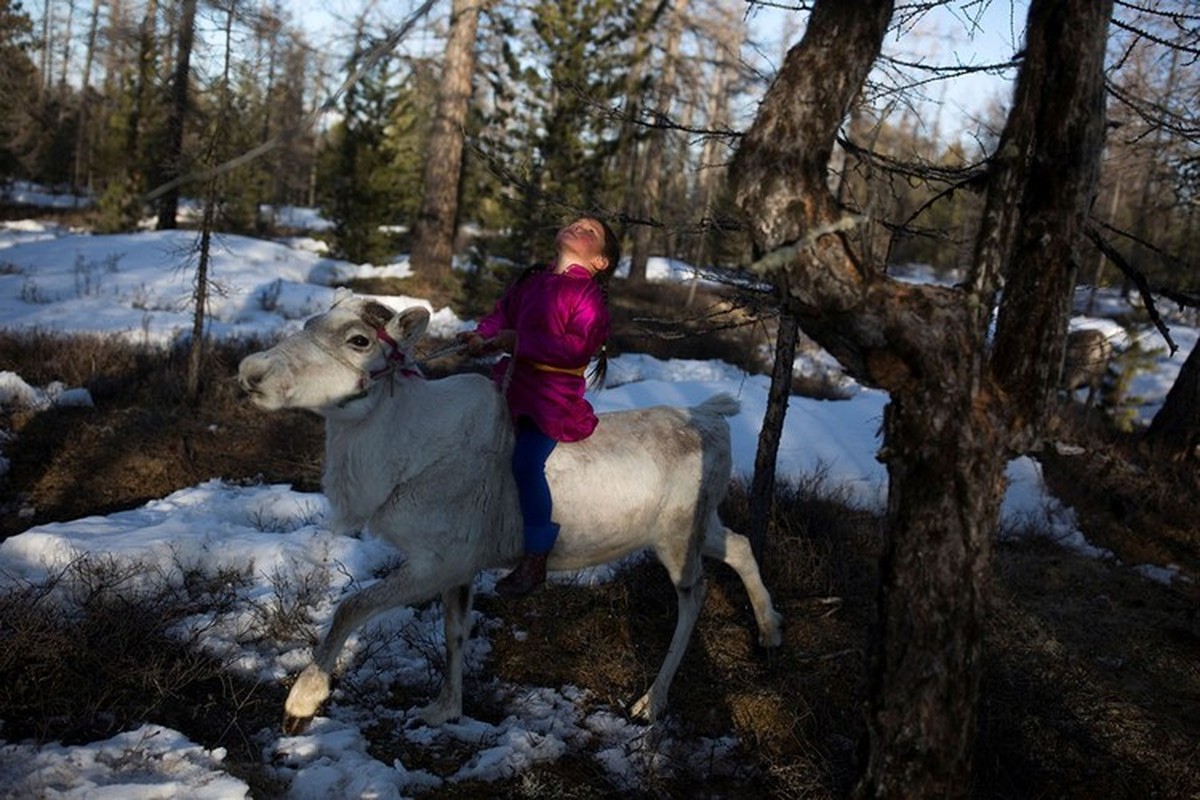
{"left": 418, "top": 583, "right": 474, "bottom": 726}
{"left": 631, "top": 537, "right": 706, "bottom": 722}
{"left": 282, "top": 563, "right": 473, "bottom": 734}
{"left": 703, "top": 520, "right": 783, "bottom": 648}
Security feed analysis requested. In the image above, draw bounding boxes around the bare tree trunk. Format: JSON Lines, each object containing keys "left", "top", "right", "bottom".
{"left": 39, "top": 0, "right": 51, "bottom": 98}
{"left": 729, "top": 0, "right": 1112, "bottom": 794}
{"left": 186, "top": 1, "right": 234, "bottom": 402}
{"left": 989, "top": 0, "right": 1113, "bottom": 449}
{"left": 187, "top": 185, "right": 214, "bottom": 402}
{"left": 409, "top": 0, "right": 484, "bottom": 283}
{"left": 127, "top": 0, "right": 157, "bottom": 167}
{"left": 690, "top": 35, "right": 738, "bottom": 268}
{"left": 1145, "top": 342, "right": 1200, "bottom": 460}
{"left": 57, "top": 0, "right": 76, "bottom": 87}
{"left": 615, "top": 0, "right": 659, "bottom": 258}
{"left": 72, "top": 0, "right": 102, "bottom": 194}
{"left": 157, "top": 0, "right": 197, "bottom": 230}
{"left": 627, "top": 0, "right": 687, "bottom": 285}
{"left": 748, "top": 307, "right": 797, "bottom": 560}
{"left": 257, "top": 7, "right": 281, "bottom": 215}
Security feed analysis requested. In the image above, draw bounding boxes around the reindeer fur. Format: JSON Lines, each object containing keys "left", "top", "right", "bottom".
{"left": 238, "top": 290, "right": 782, "bottom": 733}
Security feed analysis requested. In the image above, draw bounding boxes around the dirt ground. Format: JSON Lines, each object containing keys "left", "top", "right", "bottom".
{"left": 1, "top": 279, "right": 1198, "bottom": 797}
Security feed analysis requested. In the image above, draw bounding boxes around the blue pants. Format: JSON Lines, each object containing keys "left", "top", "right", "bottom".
{"left": 512, "top": 419, "right": 559, "bottom": 554}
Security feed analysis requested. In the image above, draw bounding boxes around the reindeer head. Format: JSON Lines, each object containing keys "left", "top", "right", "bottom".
{"left": 239, "top": 290, "right": 431, "bottom": 414}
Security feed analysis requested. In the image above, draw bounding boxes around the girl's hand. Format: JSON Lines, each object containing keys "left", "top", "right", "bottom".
{"left": 456, "top": 330, "right": 514, "bottom": 356}
{"left": 491, "top": 329, "right": 516, "bottom": 354}
{"left": 456, "top": 331, "right": 487, "bottom": 355}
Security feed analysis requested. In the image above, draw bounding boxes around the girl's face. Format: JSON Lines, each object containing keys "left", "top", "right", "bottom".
{"left": 554, "top": 218, "right": 610, "bottom": 273}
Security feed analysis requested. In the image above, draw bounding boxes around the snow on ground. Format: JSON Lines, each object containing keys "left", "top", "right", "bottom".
{"left": 1, "top": 180, "right": 93, "bottom": 210}
{"left": 0, "top": 203, "right": 1194, "bottom": 798}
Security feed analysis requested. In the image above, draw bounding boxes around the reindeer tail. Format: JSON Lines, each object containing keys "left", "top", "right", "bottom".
{"left": 695, "top": 393, "right": 741, "bottom": 418}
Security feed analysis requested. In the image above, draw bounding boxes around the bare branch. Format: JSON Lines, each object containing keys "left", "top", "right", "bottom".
{"left": 1085, "top": 224, "right": 1179, "bottom": 353}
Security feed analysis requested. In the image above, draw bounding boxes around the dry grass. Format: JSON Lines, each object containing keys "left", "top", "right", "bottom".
{"left": 0, "top": 307, "right": 1197, "bottom": 797}
{"left": 0, "top": 557, "right": 286, "bottom": 765}
{"left": 0, "top": 330, "right": 324, "bottom": 539}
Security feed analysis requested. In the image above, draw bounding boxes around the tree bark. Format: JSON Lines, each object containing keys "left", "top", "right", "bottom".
{"left": 126, "top": 0, "right": 158, "bottom": 176}
{"left": 56, "top": 0, "right": 75, "bottom": 88}
{"left": 729, "top": 0, "right": 1112, "bottom": 794}
{"left": 627, "top": 0, "right": 687, "bottom": 285}
{"left": 187, "top": 0, "right": 235, "bottom": 402}
{"left": 187, "top": 184, "right": 214, "bottom": 402}
{"left": 1145, "top": 341, "right": 1200, "bottom": 460}
{"left": 615, "top": 0, "right": 658, "bottom": 275}
{"left": 156, "top": 0, "right": 196, "bottom": 230}
{"left": 72, "top": 0, "right": 102, "bottom": 194}
{"left": 409, "top": 0, "right": 484, "bottom": 283}
{"left": 690, "top": 53, "right": 734, "bottom": 268}
{"left": 38, "top": 0, "right": 50, "bottom": 98}
{"left": 748, "top": 307, "right": 797, "bottom": 561}
{"left": 989, "top": 0, "right": 1114, "bottom": 449}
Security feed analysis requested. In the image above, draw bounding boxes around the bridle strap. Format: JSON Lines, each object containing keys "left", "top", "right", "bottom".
{"left": 371, "top": 327, "right": 423, "bottom": 380}
{"left": 334, "top": 326, "right": 423, "bottom": 408}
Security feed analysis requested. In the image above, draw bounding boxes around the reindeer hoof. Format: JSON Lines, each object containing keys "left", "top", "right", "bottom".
{"left": 418, "top": 699, "right": 462, "bottom": 727}
{"left": 630, "top": 692, "right": 658, "bottom": 723}
{"left": 759, "top": 610, "right": 784, "bottom": 648}
{"left": 282, "top": 713, "right": 313, "bottom": 736}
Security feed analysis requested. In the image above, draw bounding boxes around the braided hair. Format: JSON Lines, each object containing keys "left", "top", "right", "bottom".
{"left": 586, "top": 219, "right": 620, "bottom": 390}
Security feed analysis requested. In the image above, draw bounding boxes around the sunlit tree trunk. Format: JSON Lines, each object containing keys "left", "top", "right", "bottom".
{"left": 729, "top": 0, "right": 1112, "bottom": 794}
{"left": 409, "top": 0, "right": 484, "bottom": 283}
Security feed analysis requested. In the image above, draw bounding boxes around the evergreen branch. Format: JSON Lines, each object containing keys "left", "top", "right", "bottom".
{"left": 466, "top": 134, "right": 746, "bottom": 238}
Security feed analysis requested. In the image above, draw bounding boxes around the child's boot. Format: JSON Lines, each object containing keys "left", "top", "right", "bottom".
{"left": 496, "top": 551, "right": 549, "bottom": 597}
{"left": 496, "top": 522, "right": 558, "bottom": 598}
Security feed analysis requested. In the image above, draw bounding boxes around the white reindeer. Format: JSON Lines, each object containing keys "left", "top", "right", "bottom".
{"left": 238, "top": 289, "right": 782, "bottom": 734}
{"left": 1061, "top": 327, "right": 1114, "bottom": 407}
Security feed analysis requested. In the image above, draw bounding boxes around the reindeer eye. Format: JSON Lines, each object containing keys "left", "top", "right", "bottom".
{"left": 348, "top": 334, "right": 371, "bottom": 349}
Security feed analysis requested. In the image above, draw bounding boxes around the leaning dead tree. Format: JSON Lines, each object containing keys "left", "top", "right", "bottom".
{"left": 730, "top": 0, "right": 1112, "bottom": 795}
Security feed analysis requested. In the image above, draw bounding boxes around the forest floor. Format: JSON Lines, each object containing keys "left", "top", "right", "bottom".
{"left": 0, "top": 278, "right": 1197, "bottom": 797}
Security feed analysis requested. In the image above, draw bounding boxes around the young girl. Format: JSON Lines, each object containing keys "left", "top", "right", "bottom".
{"left": 459, "top": 217, "right": 619, "bottom": 597}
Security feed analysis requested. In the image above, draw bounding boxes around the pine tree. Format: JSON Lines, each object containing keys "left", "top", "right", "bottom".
{"left": 482, "top": 0, "right": 640, "bottom": 262}
{"left": 0, "top": 0, "right": 37, "bottom": 178}
{"left": 320, "top": 38, "right": 406, "bottom": 265}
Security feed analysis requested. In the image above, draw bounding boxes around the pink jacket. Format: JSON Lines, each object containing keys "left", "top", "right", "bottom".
{"left": 475, "top": 265, "right": 610, "bottom": 442}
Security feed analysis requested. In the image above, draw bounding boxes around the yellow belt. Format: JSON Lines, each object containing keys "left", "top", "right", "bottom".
{"left": 520, "top": 358, "right": 586, "bottom": 376}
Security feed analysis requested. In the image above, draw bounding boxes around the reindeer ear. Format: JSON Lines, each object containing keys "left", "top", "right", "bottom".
{"left": 387, "top": 306, "right": 430, "bottom": 350}
{"left": 332, "top": 287, "right": 355, "bottom": 308}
